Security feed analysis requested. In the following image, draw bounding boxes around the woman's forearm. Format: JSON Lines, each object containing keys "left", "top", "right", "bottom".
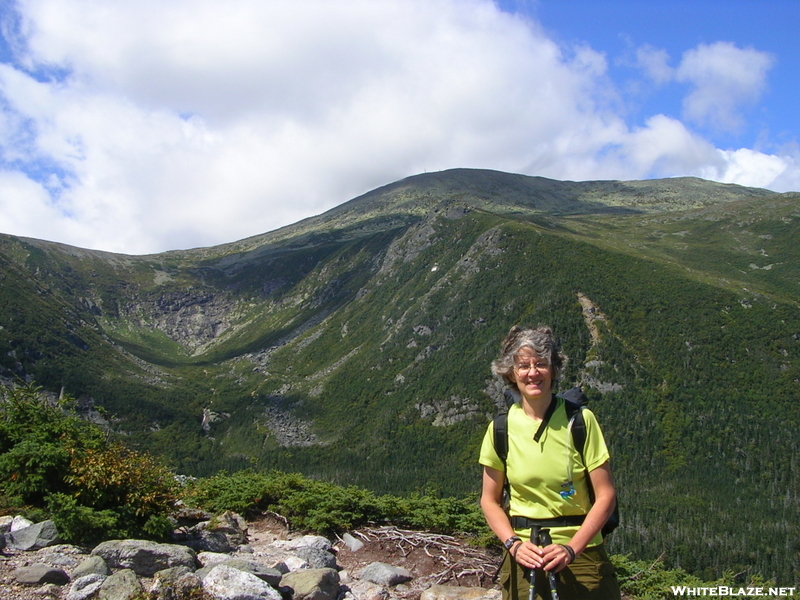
{"left": 481, "top": 466, "right": 518, "bottom": 546}
{"left": 481, "top": 495, "right": 516, "bottom": 544}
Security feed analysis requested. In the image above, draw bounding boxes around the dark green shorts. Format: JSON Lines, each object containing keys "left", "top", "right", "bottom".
{"left": 499, "top": 544, "right": 620, "bottom": 600}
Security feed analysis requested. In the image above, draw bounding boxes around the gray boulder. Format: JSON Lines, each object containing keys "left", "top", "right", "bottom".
{"left": 194, "top": 564, "right": 216, "bottom": 580}
{"left": 72, "top": 554, "right": 109, "bottom": 579}
{"left": 164, "top": 572, "right": 206, "bottom": 600}
{"left": 202, "top": 563, "right": 283, "bottom": 600}
{"left": 196, "top": 558, "right": 277, "bottom": 582}
{"left": 152, "top": 565, "right": 193, "bottom": 583}
{"left": 13, "top": 562, "right": 70, "bottom": 585}
{"left": 295, "top": 545, "right": 338, "bottom": 569}
{"left": 0, "top": 515, "right": 13, "bottom": 535}
{"left": 97, "top": 568, "right": 144, "bottom": 600}
{"left": 360, "top": 562, "right": 413, "bottom": 587}
{"left": 6, "top": 519, "right": 61, "bottom": 550}
{"left": 280, "top": 567, "right": 341, "bottom": 600}
{"left": 185, "top": 529, "right": 233, "bottom": 553}
{"left": 269, "top": 534, "right": 337, "bottom": 569}
{"left": 92, "top": 539, "right": 197, "bottom": 576}
{"left": 249, "top": 546, "right": 304, "bottom": 572}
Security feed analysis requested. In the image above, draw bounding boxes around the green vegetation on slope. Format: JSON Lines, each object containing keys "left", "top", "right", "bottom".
{"left": 0, "top": 171, "right": 798, "bottom": 582}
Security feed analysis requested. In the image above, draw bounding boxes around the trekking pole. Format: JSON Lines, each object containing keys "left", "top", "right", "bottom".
{"left": 539, "top": 529, "right": 560, "bottom": 600}
{"left": 529, "top": 528, "right": 538, "bottom": 600}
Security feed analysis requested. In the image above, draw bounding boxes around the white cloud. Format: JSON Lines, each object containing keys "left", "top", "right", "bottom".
{"left": 767, "top": 147, "right": 800, "bottom": 192}
{"left": 636, "top": 44, "right": 673, "bottom": 85}
{"left": 0, "top": 1, "right": 794, "bottom": 254}
{"left": 701, "top": 148, "right": 795, "bottom": 190}
{"left": 676, "top": 42, "right": 775, "bottom": 132}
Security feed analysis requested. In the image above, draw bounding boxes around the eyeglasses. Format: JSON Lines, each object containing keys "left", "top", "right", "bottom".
{"left": 513, "top": 360, "right": 550, "bottom": 375}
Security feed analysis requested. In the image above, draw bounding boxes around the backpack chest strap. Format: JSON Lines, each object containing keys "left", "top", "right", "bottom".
{"left": 510, "top": 515, "right": 586, "bottom": 529}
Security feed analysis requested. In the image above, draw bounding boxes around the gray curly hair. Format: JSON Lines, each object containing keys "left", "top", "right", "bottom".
{"left": 491, "top": 325, "right": 568, "bottom": 386}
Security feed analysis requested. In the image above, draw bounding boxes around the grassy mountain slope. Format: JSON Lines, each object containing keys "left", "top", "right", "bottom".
{"left": 0, "top": 169, "right": 798, "bottom": 581}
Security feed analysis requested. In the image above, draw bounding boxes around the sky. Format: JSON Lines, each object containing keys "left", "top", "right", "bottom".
{"left": 0, "top": 0, "right": 798, "bottom": 255}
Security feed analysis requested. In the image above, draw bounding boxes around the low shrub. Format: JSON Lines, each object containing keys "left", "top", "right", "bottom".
{"left": 183, "top": 469, "right": 487, "bottom": 537}
{"left": 1, "top": 382, "right": 177, "bottom": 545}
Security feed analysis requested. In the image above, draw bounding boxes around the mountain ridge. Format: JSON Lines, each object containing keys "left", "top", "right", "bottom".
{"left": 11, "top": 168, "right": 779, "bottom": 261}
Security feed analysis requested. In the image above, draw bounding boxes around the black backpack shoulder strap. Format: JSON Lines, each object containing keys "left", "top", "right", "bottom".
{"left": 492, "top": 409, "right": 512, "bottom": 509}
{"left": 565, "top": 400, "right": 587, "bottom": 462}
{"left": 494, "top": 387, "right": 520, "bottom": 465}
{"left": 493, "top": 410, "right": 509, "bottom": 466}
{"left": 558, "top": 387, "right": 589, "bottom": 462}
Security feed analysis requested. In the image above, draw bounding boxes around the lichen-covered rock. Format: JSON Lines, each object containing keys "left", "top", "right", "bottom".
{"left": 280, "top": 567, "right": 341, "bottom": 600}
{"left": 96, "top": 568, "right": 143, "bottom": 600}
{"left": 151, "top": 567, "right": 203, "bottom": 600}
{"left": 91, "top": 539, "right": 197, "bottom": 576}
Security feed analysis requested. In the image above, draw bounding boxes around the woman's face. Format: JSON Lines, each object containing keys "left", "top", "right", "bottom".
{"left": 510, "top": 346, "right": 552, "bottom": 402}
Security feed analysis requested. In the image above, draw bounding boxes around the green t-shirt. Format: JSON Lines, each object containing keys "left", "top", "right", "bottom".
{"left": 479, "top": 398, "right": 610, "bottom": 547}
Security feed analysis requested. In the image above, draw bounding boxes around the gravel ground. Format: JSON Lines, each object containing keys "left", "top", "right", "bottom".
{"left": 1, "top": 547, "right": 71, "bottom": 600}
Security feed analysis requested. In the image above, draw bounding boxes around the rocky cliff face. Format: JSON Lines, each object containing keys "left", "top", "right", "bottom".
{"left": 114, "top": 288, "right": 241, "bottom": 353}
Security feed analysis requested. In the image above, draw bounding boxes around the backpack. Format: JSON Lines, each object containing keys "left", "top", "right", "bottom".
{"left": 492, "top": 386, "right": 620, "bottom": 537}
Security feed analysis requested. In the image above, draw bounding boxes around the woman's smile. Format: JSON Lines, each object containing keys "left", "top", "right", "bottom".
{"left": 512, "top": 348, "right": 553, "bottom": 402}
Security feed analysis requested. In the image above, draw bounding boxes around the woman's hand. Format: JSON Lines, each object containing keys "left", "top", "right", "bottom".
{"left": 510, "top": 540, "right": 544, "bottom": 570}
{"left": 513, "top": 542, "right": 573, "bottom": 572}
{"left": 540, "top": 543, "right": 574, "bottom": 573}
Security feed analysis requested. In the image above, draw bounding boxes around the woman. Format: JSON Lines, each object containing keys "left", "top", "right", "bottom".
{"left": 479, "top": 326, "right": 620, "bottom": 600}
